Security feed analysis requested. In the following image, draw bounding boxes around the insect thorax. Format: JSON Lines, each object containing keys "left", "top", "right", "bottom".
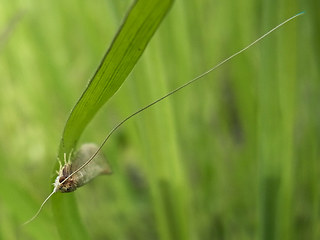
{"left": 54, "top": 163, "right": 78, "bottom": 193}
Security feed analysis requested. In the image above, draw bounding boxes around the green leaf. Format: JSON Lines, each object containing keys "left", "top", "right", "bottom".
{"left": 52, "top": 0, "right": 173, "bottom": 238}
{"left": 58, "top": 0, "right": 173, "bottom": 158}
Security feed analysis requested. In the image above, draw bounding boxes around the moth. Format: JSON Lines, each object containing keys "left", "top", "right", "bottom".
{"left": 54, "top": 143, "right": 112, "bottom": 193}
{"left": 23, "top": 12, "right": 304, "bottom": 225}
{"left": 22, "top": 143, "right": 112, "bottom": 225}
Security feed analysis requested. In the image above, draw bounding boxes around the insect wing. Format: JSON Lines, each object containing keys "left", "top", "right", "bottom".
{"left": 71, "top": 143, "right": 112, "bottom": 187}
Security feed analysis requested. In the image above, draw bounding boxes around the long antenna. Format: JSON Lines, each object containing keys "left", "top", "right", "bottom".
{"left": 24, "top": 12, "right": 304, "bottom": 225}
{"left": 62, "top": 12, "right": 304, "bottom": 184}
{"left": 22, "top": 188, "right": 57, "bottom": 225}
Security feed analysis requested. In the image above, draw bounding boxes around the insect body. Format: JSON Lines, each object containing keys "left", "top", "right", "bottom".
{"left": 55, "top": 143, "right": 112, "bottom": 193}
{"left": 22, "top": 144, "right": 111, "bottom": 225}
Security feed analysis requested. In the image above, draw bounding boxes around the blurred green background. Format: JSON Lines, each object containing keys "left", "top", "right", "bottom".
{"left": 0, "top": 0, "right": 319, "bottom": 239}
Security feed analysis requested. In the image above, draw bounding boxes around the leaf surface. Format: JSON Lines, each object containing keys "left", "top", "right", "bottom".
{"left": 52, "top": 0, "right": 174, "bottom": 238}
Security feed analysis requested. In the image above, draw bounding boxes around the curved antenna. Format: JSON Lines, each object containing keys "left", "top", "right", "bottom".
{"left": 60, "top": 12, "right": 304, "bottom": 187}
{"left": 22, "top": 188, "right": 57, "bottom": 226}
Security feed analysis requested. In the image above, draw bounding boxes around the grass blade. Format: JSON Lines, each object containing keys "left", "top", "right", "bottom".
{"left": 58, "top": 0, "right": 173, "bottom": 157}
{"left": 52, "top": 0, "right": 173, "bottom": 238}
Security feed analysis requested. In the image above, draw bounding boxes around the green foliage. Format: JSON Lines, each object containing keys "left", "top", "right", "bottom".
{"left": 52, "top": 1, "right": 173, "bottom": 238}
{"left": 0, "top": 0, "right": 319, "bottom": 240}
{"left": 58, "top": 0, "right": 174, "bottom": 157}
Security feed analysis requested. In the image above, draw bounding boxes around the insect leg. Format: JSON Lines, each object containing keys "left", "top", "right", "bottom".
{"left": 63, "top": 153, "right": 67, "bottom": 165}
{"left": 56, "top": 157, "right": 63, "bottom": 174}
{"left": 67, "top": 148, "right": 74, "bottom": 164}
